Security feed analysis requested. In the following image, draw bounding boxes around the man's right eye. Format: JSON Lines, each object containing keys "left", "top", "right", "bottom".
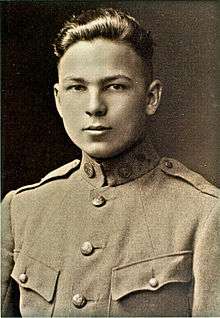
{"left": 67, "top": 85, "right": 87, "bottom": 92}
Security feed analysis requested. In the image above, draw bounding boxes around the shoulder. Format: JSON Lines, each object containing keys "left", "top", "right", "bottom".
{"left": 159, "top": 157, "right": 219, "bottom": 199}
{"left": 2, "top": 159, "right": 81, "bottom": 223}
{"left": 2, "top": 159, "right": 81, "bottom": 238}
{"left": 13, "top": 158, "right": 81, "bottom": 196}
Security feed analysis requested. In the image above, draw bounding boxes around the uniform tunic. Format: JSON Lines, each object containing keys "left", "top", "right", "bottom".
{"left": 1, "top": 139, "right": 220, "bottom": 317}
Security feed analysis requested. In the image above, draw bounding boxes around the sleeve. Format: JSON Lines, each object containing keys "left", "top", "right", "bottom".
{"left": 1, "top": 191, "right": 21, "bottom": 317}
{"left": 192, "top": 200, "right": 220, "bottom": 316}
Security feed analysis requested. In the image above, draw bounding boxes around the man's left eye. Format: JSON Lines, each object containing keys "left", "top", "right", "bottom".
{"left": 106, "top": 84, "right": 127, "bottom": 91}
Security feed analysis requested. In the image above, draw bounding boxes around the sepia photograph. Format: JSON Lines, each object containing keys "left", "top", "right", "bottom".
{"left": 1, "top": 1, "right": 220, "bottom": 317}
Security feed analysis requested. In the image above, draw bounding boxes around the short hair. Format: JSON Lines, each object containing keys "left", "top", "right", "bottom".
{"left": 53, "top": 8, "right": 154, "bottom": 78}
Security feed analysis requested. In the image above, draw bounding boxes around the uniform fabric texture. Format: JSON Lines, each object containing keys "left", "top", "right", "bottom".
{"left": 1, "top": 139, "right": 220, "bottom": 317}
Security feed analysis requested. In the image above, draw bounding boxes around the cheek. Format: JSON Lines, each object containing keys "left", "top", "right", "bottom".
{"left": 59, "top": 96, "right": 82, "bottom": 121}
{"left": 60, "top": 91, "right": 86, "bottom": 107}
{"left": 115, "top": 98, "right": 146, "bottom": 126}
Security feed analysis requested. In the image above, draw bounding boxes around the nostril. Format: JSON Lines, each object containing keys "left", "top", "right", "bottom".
{"left": 85, "top": 108, "right": 106, "bottom": 117}
{"left": 85, "top": 111, "right": 92, "bottom": 116}
{"left": 96, "top": 110, "right": 106, "bottom": 116}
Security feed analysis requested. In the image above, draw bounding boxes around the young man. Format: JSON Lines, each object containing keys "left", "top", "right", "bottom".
{"left": 2, "top": 8, "right": 219, "bottom": 317}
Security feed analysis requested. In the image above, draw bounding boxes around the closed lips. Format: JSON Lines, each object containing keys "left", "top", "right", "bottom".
{"left": 83, "top": 126, "right": 112, "bottom": 130}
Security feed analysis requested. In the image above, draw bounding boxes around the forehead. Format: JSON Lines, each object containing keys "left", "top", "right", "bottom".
{"left": 58, "top": 39, "right": 147, "bottom": 81}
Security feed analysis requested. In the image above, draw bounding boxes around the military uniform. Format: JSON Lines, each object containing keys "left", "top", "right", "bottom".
{"left": 1, "top": 138, "right": 220, "bottom": 317}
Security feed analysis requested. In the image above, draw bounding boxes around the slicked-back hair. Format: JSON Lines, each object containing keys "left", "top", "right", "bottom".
{"left": 53, "top": 8, "right": 154, "bottom": 79}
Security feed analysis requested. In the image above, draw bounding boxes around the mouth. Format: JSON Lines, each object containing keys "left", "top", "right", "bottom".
{"left": 82, "top": 125, "right": 112, "bottom": 131}
{"left": 82, "top": 125, "right": 112, "bottom": 136}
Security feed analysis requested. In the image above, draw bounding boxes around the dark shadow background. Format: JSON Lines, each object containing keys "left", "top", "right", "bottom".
{"left": 1, "top": 0, "right": 220, "bottom": 197}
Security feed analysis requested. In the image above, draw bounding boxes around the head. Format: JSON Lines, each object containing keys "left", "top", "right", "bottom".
{"left": 53, "top": 8, "right": 162, "bottom": 159}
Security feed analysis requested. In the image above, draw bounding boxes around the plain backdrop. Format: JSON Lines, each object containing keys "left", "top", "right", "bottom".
{"left": 2, "top": 1, "right": 220, "bottom": 197}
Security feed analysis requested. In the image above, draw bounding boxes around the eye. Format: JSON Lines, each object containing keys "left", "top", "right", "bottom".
{"left": 67, "top": 84, "right": 87, "bottom": 92}
{"left": 105, "top": 84, "right": 127, "bottom": 91}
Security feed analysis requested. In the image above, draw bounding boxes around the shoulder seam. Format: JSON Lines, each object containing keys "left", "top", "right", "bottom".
{"left": 15, "top": 159, "right": 80, "bottom": 195}
{"left": 160, "top": 157, "right": 219, "bottom": 199}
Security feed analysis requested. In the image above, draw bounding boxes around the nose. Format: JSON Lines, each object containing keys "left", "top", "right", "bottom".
{"left": 85, "top": 88, "right": 107, "bottom": 117}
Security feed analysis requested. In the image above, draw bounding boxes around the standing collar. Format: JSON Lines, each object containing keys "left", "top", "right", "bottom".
{"left": 80, "top": 136, "right": 160, "bottom": 187}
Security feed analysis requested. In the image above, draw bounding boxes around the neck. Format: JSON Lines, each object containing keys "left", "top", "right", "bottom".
{"left": 80, "top": 136, "right": 160, "bottom": 187}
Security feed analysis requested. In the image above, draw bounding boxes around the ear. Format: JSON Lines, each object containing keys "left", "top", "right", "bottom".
{"left": 145, "top": 79, "right": 163, "bottom": 116}
{"left": 54, "top": 83, "right": 63, "bottom": 118}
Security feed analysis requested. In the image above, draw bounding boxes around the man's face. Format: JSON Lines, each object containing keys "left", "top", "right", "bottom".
{"left": 54, "top": 39, "right": 161, "bottom": 159}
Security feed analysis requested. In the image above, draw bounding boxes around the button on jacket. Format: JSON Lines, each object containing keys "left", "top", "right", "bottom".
{"left": 1, "top": 139, "right": 220, "bottom": 317}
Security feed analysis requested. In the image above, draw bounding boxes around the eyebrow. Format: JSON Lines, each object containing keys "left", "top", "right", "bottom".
{"left": 101, "top": 75, "right": 132, "bottom": 84}
{"left": 63, "top": 77, "right": 87, "bottom": 84}
{"left": 63, "top": 75, "right": 132, "bottom": 85}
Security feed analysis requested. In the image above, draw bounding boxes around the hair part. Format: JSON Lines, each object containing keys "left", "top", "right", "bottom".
{"left": 53, "top": 8, "right": 154, "bottom": 79}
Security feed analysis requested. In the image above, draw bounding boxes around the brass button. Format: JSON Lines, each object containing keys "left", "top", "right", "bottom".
{"left": 19, "top": 273, "right": 28, "bottom": 284}
{"left": 164, "top": 160, "right": 173, "bottom": 169}
{"left": 118, "top": 167, "right": 132, "bottom": 178}
{"left": 81, "top": 241, "right": 94, "bottom": 256}
{"left": 84, "top": 162, "right": 95, "bottom": 178}
{"left": 149, "top": 277, "right": 159, "bottom": 287}
{"left": 72, "top": 293, "right": 87, "bottom": 308}
{"left": 92, "top": 196, "right": 106, "bottom": 207}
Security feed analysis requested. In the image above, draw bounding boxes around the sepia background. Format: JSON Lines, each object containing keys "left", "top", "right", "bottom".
{"left": 2, "top": 1, "right": 220, "bottom": 197}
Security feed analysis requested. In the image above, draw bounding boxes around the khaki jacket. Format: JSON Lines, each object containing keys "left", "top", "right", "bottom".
{"left": 1, "top": 141, "right": 220, "bottom": 317}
